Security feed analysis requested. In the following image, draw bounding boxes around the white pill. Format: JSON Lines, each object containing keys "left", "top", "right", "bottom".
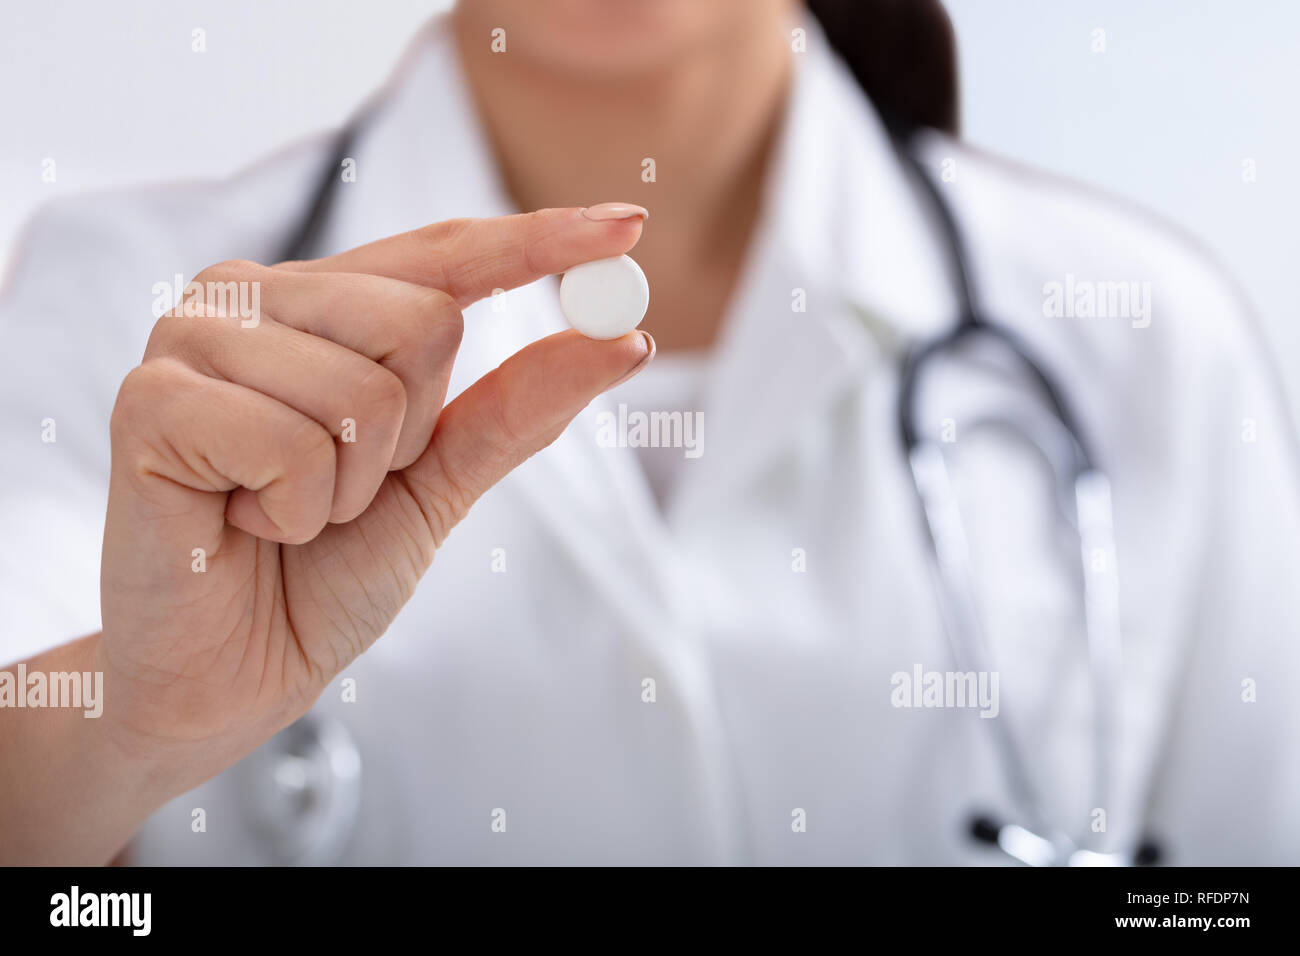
{"left": 559, "top": 254, "right": 649, "bottom": 340}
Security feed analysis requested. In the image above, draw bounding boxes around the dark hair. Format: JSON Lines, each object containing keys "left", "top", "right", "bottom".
{"left": 807, "top": 0, "right": 960, "bottom": 137}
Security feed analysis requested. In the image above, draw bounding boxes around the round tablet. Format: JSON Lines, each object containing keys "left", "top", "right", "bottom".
{"left": 559, "top": 254, "right": 649, "bottom": 340}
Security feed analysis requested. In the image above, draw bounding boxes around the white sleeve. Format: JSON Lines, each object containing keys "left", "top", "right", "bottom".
{"left": 1143, "top": 273, "right": 1300, "bottom": 864}
{"left": 0, "top": 139, "right": 332, "bottom": 668}
{"left": 0, "top": 199, "right": 141, "bottom": 666}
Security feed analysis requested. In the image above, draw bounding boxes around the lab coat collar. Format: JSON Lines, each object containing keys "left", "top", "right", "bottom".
{"left": 760, "top": 16, "right": 956, "bottom": 346}
{"left": 669, "top": 17, "right": 956, "bottom": 522}
{"left": 313, "top": 18, "right": 518, "bottom": 252}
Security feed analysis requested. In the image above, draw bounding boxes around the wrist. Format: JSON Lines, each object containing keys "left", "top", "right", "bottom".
{"left": 0, "top": 633, "right": 179, "bottom": 864}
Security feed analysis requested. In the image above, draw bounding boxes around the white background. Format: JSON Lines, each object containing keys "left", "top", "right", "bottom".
{"left": 2, "top": 0, "right": 1296, "bottom": 413}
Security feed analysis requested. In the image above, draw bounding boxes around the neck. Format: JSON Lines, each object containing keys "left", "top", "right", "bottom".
{"left": 451, "top": 7, "right": 793, "bottom": 351}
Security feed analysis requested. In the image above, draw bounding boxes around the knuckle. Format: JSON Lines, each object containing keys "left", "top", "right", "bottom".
{"left": 427, "top": 217, "right": 476, "bottom": 245}
{"left": 285, "top": 416, "right": 336, "bottom": 473}
{"left": 519, "top": 213, "right": 550, "bottom": 274}
{"left": 145, "top": 312, "right": 184, "bottom": 354}
{"left": 193, "top": 259, "right": 259, "bottom": 285}
{"left": 422, "top": 485, "right": 469, "bottom": 547}
{"left": 145, "top": 311, "right": 210, "bottom": 357}
{"left": 410, "top": 289, "right": 464, "bottom": 359}
{"left": 520, "top": 235, "right": 542, "bottom": 279}
{"left": 169, "top": 259, "right": 265, "bottom": 328}
{"left": 485, "top": 374, "right": 532, "bottom": 450}
{"left": 115, "top": 359, "right": 176, "bottom": 410}
{"left": 398, "top": 464, "right": 472, "bottom": 548}
{"left": 110, "top": 359, "right": 183, "bottom": 444}
{"left": 417, "top": 221, "right": 475, "bottom": 295}
{"left": 436, "top": 220, "right": 497, "bottom": 298}
{"left": 275, "top": 421, "right": 335, "bottom": 546}
{"left": 357, "top": 363, "right": 408, "bottom": 421}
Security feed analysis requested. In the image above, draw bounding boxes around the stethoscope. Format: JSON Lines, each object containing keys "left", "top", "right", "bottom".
{"left": 892, "top": 130, "right": 1161, "bottom": 866}
{"left": 243, "top": 110, "right": 1163, "bottom": 866}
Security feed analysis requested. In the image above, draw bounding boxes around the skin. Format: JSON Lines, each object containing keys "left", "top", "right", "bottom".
{"left": 0, "top": 0, "right": 796, "bottom": 864}
{"left": 453, "top": 0, "right": 795, "bottom": 351}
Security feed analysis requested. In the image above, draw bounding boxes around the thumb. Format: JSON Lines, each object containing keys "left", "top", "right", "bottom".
{"left": 394, "top": 328, "right": 654, "bottom": 545}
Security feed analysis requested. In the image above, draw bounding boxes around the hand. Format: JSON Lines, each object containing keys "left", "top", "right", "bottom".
{"left": 99, "top": 207, "right": 652, "bottom": 792}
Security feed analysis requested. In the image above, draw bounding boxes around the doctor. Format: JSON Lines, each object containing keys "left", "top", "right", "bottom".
{"left": 1, "top": 0, "right": 1298, "bottom": 865}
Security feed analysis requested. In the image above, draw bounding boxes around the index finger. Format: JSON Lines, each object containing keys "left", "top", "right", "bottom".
{"left": 280, "top": 203, "right": 649, "bottom": 307}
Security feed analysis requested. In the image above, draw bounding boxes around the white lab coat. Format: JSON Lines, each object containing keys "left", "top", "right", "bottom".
{"left": 2, "top": 17, "right": 1298, "bottom": 865}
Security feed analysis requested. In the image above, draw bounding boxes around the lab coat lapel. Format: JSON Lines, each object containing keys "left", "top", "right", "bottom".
{"left": 310, "top": 18, "right": 516, "bottom": 252}
{"left": 672, "top": 24, "right": 955, "bottom": 526}
{"left": 499, "top": 320, "right": 690, "bottom": 628}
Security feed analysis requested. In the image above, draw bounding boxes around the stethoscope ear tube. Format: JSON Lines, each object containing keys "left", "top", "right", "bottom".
{"left": 276, "top": 119, "right": 366, "bottom": 264}
{"left": 891, "top": 125, "right": 1098, "bottom": 470}
{"left": 898, "top": 318, "right": 1097, "bottom": 477}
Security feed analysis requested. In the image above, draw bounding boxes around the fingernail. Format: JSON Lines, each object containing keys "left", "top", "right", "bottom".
{"left": 605, "top": 330, "right": 655, "bottom": 391}
{"left": 581, "top": 202, "right": 649, "bottom": 223}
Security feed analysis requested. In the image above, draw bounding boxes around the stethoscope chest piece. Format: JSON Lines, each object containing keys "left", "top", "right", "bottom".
{"left": 234, "top": 715, "right": 362, "bottom": 865}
